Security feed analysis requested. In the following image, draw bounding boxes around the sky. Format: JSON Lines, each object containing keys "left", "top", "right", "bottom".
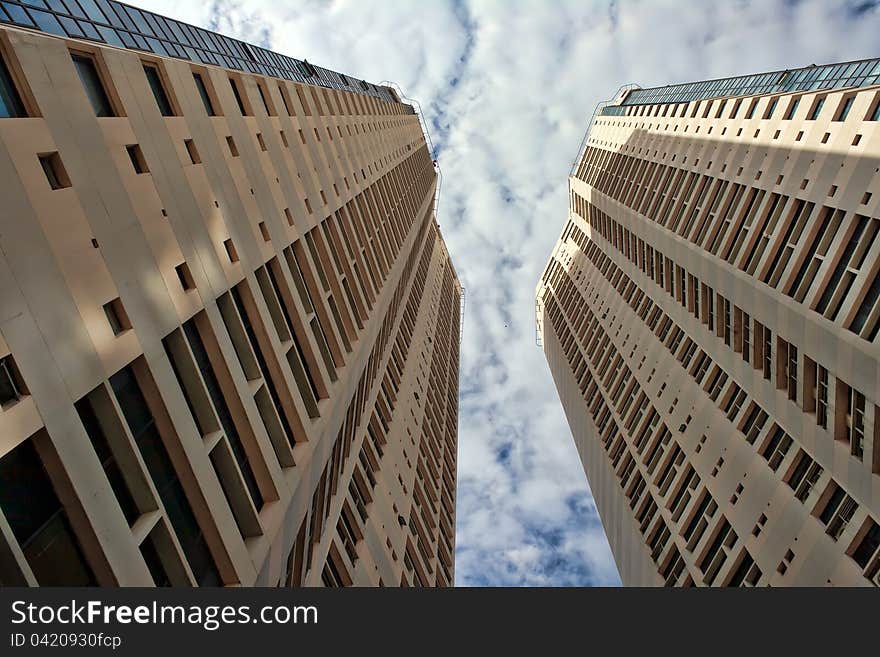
{"left": 132, "top": 0, "right": 880, "bottom": 586}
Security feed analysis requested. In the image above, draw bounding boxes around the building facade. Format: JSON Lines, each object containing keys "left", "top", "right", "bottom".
{"left": 538, "top": 60, "right": 880, "bottom": 586}
{"left": 0, "top": 1, "right": 460, "bottom": 587}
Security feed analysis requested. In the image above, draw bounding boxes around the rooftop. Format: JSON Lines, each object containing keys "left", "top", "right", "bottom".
{"left": 0, "top": 0, "right": 399, "bottom": 103}
{"left": 609, "top": 57, "right": 880, "bottom": 110}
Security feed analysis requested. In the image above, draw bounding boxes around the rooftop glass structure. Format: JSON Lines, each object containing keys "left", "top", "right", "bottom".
{"left": 600, "top": 58, "right": 880, "bottom": 115}
{"left": 0, "top": 0, "right": 399, "bottom": 103}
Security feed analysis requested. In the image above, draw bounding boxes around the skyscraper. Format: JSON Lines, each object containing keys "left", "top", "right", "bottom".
{"left": 0, "top": 1, "right": 460, "bottom": 587}
{"left": 538, "top": 60, "right": 880, "bottom": 586}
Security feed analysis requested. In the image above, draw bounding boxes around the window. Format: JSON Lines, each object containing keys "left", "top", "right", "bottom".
{"left": 745, "top": 100, "right": 757, "bottom": 119}
{"left": 817, "top": 364, "right": 829, "bottom": 429}
{"left": 184, "top": 139, "right": 201, "bottom": 164}
{"left": 784, "top": 98, "right": 799, "bottom": 120}
{"left": 835, "top": 96, "right": 854, "bottom": 122}
{"left": 277, "top": 83, "right": 292, "bottom": 115}
{"left": 803, "top": 356, "right": 829, "bottom": 430}
{"left": 0, "top": 51, "right": 26, "bottom": 117}
{"left": 777, "top": 338, "right": 797, "bottom": 401}
{"left": 256, "top": 132, "right": 267, "bottom": 151}
{"left": 223, "top": 238, "right": 239, "bottom": 263}
{"left": 165, "top": 319, "right": 265, "bottom": 537}
{"left": 75, "top": 391, "right": 140, "bottom": 525}
{"left": 722, "top": 298, "right": 732, "bottom": 346}
{"left": 39, "top": 152, "right": 71, "bottom": 189}
{"left": 192, "top": 72, "right": 215, "bottom": 116}
{"left": 126, "top": 144, "right": 149, "bottom": 174}
{"left": 142, "top": 63, "right": 174, "bottom": 116}
{"left": 851, "top": 519, "right": 880, "bottom": 570}
{"left": 0, "top": 355, "right": 26, "bottom": 406}
{"left": 229, "top": 76, "right": 249, "bottom": 115}
{"left": 110, "top": 363, "right": 222, "bottom": 585}
{"left": 71, "top": 53, "right": 115, "bottom": 117}
{"left": 175, "top": 262, "right": 195, "bottom": 291}
{"left": 786, "top": 450, "right": 823, "bottom": 502}
{"left": 808, "top": 97, "right": 825, "bottom": 120}
{"left": 256, "top": 81, "right": 275, "bottom": 116}
{"left": 730, "top": 98, "right": 742, "bottom": 119}
{"left": 764, "top": 97, "right": 778, "bottom": 119}
{"left": 741, "top": 311, "right": 751, "bottom": 364}
{"left": 835, "top": 383, "right": 866, "bottom": 460}
{"left": 0, "top": 437, "right": 98, "bottom": 585}
{"left": 753, "top": 321, "right": 772, "bottom": 379}
{"left": 103, "top": 297, "right": 131, "bottom": 335}
{"left": 226, "top": 135, "right": 239, "bottom": 157}
{"left": 818, "top": 483, "right": 857, "bottom": 542}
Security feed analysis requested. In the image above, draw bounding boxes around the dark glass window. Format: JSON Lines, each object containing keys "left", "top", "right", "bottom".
{"left": 39, "top": 152, "right": 70, "bottom": 189}
{"left": 0, "top": 53, "right": 26, "bottom": 118}
{"left": 0, "top": 438, "right": 97, "bottom": 585}
{"left": 126, "top": 144, "right": 148, "bottom": 174}
{"left": 71, "top": 53, "right": 115, "bottom": 117}
{"left": 182, "top": 320, "right": 263, "bottom": 510}
{"left": 0, "top": 355, "right": 25, "bottom": 406}
{"left": 852, "top": 521, "right": 880, "bottom": 568}
{"left": 231, "top": 285, "right": 296, "bottom": 446}
{"left": 110, "top": 364, "right": 221, "bottom": 586}
{"left": 2, "top": 3, "right": 35, "bottom": 27}
{"left": 228, "top": 76, "right": 248, "bottom": 115}
{"left": 819, "top": 485, "right": 846, "bottom": 525}
{"left": 77, "top": 0, "right": 108, "bottom": 23}
{"left": 142, "top": 63, "right": 174, "bottom": 116}
{"left": 103, "top": 297, "right": 130, "bottom": 335}
{"left": 816, "top": 215, "right": 868, "bottom": 314}
{"left": 29, "top": 9, "right": 65, "bottom": 37}
{"left": 192, "top": 72, "right": 215, "bottom": 115}
{"left": 139, "top": 529, "right": 172, "bottom": 587}
{"left": 75, "top": 394, "right": 140, "bottom": 524}
{"left": 277, "top": 83, "right": 291, "bottom": 115}
{"left": 257, "top": 81, "right": 273, "bottom": 115}
{"left": 836, "top": 96, "right": 854, "bottom": 121}
{"left": 809, "top": 97, "right": 825, "bottom": 120}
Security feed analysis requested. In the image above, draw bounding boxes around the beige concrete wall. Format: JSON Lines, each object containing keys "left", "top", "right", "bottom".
{"left": 0, "top": 21, "right": 459, "bottom": 587}
{"left": 539, "top": 81, "right": 880, "bottom": 586}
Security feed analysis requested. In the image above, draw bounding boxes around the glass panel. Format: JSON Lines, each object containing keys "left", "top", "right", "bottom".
{"left": 0, "top": 438, "right": 97, "bottom": 585}
{"left": 109, "top": 365, "right": 222, "bottom": 586}
{"left": 0, "top": 53, "right": 26, "bottom": 118}
{"left": 78, "top": 19, "right": 101, "bottom": 40}
{"left": 58, "top": 15, "right": 85, "bottom": 38}
{"left": 62, "top": 0, "right": 88, "bottom": 19}
{"left": 3, "top": 3, "right": 35, "bottom": 26}
{"left": 143, "top": 63, "right": 173, "bottom": 115}
{"left": 192, "top": 72, "right": 214, "bottom": 115}
{"left": 28, "top": 8, "right": 66, "bottom": 36}
{"left": 75, "top": 395, "right": 140, "bottom": 524}
{"left": 72, "top": 53, "right": 115, "bottom": 116}
{"left": 97, "top": 26, "right": 123, "bottom": 47}
{"left": 77, "top": 0, "right": 106, "bottom": 23}
{"left": 182, "top": 320, "right": 263, "bottom": 510}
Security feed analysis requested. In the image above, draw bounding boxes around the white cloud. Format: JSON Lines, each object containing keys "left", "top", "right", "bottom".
{"left": 131, "top": 0, "right": 880, "bottom": 586}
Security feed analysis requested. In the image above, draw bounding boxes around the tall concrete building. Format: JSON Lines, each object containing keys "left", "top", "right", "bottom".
{"left": 538, "top": 60, "right": 880, "bottom": 586}
{"left": 0, "top": 1, "right": 460, "bottom": 587}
